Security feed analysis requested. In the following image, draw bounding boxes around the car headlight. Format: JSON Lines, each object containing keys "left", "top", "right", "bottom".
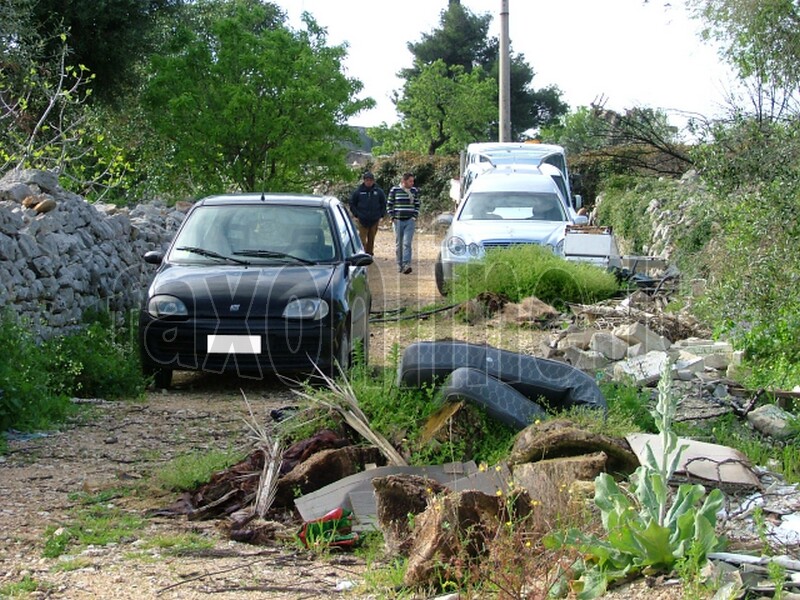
{"left": 468, "top": 243, "right": 481, "bottom": 257}
{"left": 283, "top": 298, "right": 329, "bottom": 320}
{"left": 447, "top": 236, "right": 467, "bottom": 256}
{"left": 147, "top": 295, "right": 188, "bottom": 318}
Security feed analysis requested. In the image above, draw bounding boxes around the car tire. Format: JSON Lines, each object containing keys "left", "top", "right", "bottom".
{"left": 153, "top": 368, "right": 172, "bottom": 389}
{"left": 434, "top": 253, "right": 449, "bottom": 297}
{"left": 333, "top": 325, "right": 352, "bottom": 375}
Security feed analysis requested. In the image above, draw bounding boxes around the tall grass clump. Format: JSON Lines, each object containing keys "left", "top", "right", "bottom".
{"left": 449, "top": 244, "right": 619, "bottom": 308}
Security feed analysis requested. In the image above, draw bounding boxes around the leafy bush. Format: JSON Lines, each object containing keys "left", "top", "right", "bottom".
{"left": 41, "top": 312, "right": 146, "bottom": 400}
{"left": 449, "top": 244, "right": 619, "bottom": 309}
{"left": 0, "top": 313, "right": 73, "bottom": 433}
{"left": 0, "top": 310, "right": 146, "bottom": 437}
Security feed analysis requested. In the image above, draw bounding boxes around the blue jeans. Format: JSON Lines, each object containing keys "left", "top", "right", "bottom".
{"left": 393, "top": 218, "right": 415, "bottom": 269}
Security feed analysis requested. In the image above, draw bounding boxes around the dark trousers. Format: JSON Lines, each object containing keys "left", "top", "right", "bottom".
{"left": 355, "top": 220, "right": 379, "bottom": 255}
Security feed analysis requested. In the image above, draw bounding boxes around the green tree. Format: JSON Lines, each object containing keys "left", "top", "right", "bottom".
{"left": 396, "top": 0, "right": 567, "bottom": 147}
{"left": 372, "top": 60, "right": 495, "bottom": 155}
{"left": 687, "top": 0, "right": 800, "bottom": 120}
{"left": 27, "top": 0, "right": 181, "bottom": 103}
{"left": 142, "top": 0, "right": 373, "bottom": 194}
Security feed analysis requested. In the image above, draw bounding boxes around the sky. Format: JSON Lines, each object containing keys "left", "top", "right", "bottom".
{"left": 272, "top": 0, "right": 737, "bottom": 131}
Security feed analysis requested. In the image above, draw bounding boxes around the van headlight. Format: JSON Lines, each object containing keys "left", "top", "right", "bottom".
{"left": 447, "top": 236, "right": 467, "bottom": 256}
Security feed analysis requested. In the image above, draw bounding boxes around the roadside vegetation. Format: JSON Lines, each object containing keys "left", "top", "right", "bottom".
{"left": 3, "top": 0, "right": 800, "bottom": 597}
{"left": 0, "top": 310, "right": 146, "bottom": 451}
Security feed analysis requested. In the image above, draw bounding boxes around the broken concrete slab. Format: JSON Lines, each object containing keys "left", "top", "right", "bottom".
{"left": 563, "top": 346, "right": 610, "bottom": 371}
{"left": 626, "top": 433, "right": 761, "bottom": 490}
{"left": 512, "top": 452, "right": 608, "bottom": 501}
{"left": 556, "top": 329, "right": 596, "bottom": 351}
{"left": 613, "top": 321, "right": 672, "bottom": 352}
{"left": 589, "top": 331, "right": 629, "bottom": 360}
{"left": 372, "top": 474, "right": 449, "bottom": 555}
{"left": 294, "top": 461, "right": 478, "bottom": 526}
{"left": 612, "top": 350, "right": 669, "bottom": 386}
{"left": 403, "top": 489, "right": 525, "bottom": 588}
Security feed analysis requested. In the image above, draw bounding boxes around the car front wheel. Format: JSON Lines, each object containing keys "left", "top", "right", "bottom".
{"left": 153, "top": 368, "right": 172, "bottom": 389}
{"left": 333, "top": 325, "right": 352, "bottom": 375}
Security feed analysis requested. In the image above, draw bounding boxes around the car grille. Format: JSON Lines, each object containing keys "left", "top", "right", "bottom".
{"left": 482, "top": 240, "right": 541, "bottom": 250}
{"left": 140, "top": 317, "right": 335, "bottom": 374}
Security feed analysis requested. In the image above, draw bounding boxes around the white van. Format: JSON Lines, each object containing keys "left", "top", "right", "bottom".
{"left": 459, "top": 142, "right": 582, "bottom": 211}
{"left": 435, "top": 168, "right": 588, "bottom": 295}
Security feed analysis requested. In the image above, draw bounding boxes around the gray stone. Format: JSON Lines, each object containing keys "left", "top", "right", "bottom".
{"left": 564, "top": 346, "right": 610, "bottom": 371}
{"left": 747, "top": 404, "right": 796, "bottom": 439}
{"left": 589, "top": 331, "right": 629, "bottom": 360}
{"left": 613, "top": 321, "right": 671, "bottom": 352}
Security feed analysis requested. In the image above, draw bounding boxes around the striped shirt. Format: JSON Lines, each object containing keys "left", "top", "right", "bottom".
{"left": 387, "top": 185, "right": 420, "bottom": 220}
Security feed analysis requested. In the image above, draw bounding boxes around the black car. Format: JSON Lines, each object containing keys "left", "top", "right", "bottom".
{"left": 138, "top": 193, "right": 373, "bottom": 388}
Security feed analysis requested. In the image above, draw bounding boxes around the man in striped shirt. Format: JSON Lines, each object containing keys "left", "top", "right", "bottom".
{"left": 387, "top": 172, "right": 420, "bottom": 274}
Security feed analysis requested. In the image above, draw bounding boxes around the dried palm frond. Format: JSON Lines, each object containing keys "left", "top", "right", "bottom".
{"left": 291, "top": 362, "right": 407, "bottom": 467}
{"left": 240, "top": 390, "right": 283, "bottom": 517}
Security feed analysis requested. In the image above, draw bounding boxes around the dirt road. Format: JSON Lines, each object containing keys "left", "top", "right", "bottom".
{"left": 0, "top": 228, "right": 446, "bottom": 599}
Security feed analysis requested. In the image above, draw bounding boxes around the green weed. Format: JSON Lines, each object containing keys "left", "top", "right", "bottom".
{"left": 143, "top": 532, "right": 216, "bottom": 555}
{"left": 149, "top": 447, "right": 244, "bottom": 492}
{"left": 0, "top": 576, "right": 40, "bottom": 597}
{"left": 41, "top": 311, "right": 146, "bottom": 400}
{"left": 546, "top": 360, "right": 725, "bottom": 599}
{"left": 0, "top": 312, "right": 74, "bottom": 433}
{"left": 43, "top": 503, "right": 146, "bottom": 559}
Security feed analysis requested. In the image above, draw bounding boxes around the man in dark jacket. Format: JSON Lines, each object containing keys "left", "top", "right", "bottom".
{"left": 349, "top": 171, "right": 387, "bottom": 255}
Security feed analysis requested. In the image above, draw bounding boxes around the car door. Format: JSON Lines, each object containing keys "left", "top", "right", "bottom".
{"left": 332, "top": 203, "right": 371, "bottom": 344}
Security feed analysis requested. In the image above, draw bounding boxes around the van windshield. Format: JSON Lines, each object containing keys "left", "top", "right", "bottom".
{"left": 461, "top": 192, "right": 566, "bottom": 222}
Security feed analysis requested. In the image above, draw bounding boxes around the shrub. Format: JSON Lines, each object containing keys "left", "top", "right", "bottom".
{"left": 0, "top": 310, "right": 146, "bottom": 437}
{"left": 449, "top": 245, "right": 619, "bottom": 309}
{"left": 0, "top": 312, "right": 73, "bottom": 433}
{"left": 41, "top": 312, "right": 146, "bottom": 400}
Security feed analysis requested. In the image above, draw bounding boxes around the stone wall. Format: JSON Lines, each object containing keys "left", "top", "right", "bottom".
{"left": 0, "top": 169, "right": 188, "bottom": 340}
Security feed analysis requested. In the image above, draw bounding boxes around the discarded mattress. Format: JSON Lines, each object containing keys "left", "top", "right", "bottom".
{"left": 439, "top": 367, "right": 547, "bottom": 429}
{"left": 398, "top": 340, "right": 607, "bottom": 413}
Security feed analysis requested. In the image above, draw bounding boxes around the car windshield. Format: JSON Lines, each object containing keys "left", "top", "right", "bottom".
{"left": 460, "top": 191, "right": 566, "bottom": 221}
{"left": 169, "top": 204, "right": 337, "bottom": 264}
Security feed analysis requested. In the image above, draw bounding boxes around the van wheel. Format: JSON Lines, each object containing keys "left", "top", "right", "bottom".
{"left": 435, "top": 254, "right": 449, "bottom": 296}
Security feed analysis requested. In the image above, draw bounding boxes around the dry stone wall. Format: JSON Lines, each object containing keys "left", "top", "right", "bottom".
{"left": 0, "top": 169, "right": 188, "bottom": 340}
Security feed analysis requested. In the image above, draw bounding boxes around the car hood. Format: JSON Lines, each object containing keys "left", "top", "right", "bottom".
{"left": 148, "top": 263, "right": 336, "bottom": 318}
{"left": 448, "top": 219, "right": 566, "bottom": 245}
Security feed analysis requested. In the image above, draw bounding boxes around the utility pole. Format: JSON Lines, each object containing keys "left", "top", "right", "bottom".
{"left": 498, "top": 0, "right": 511, "bottom": 141}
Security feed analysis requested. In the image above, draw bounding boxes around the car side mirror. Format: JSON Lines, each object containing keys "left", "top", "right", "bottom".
{"left": 347, "top": 252, "right": 374, "bottom": 267}
{"left": 574, "top": 194, "right": 583, "bottom": 210}
{"left": 573, "top": 215, "right": 589, "bottom": 226}
{"left": 144, "top": 250, "right": 164, "bottom": 265}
